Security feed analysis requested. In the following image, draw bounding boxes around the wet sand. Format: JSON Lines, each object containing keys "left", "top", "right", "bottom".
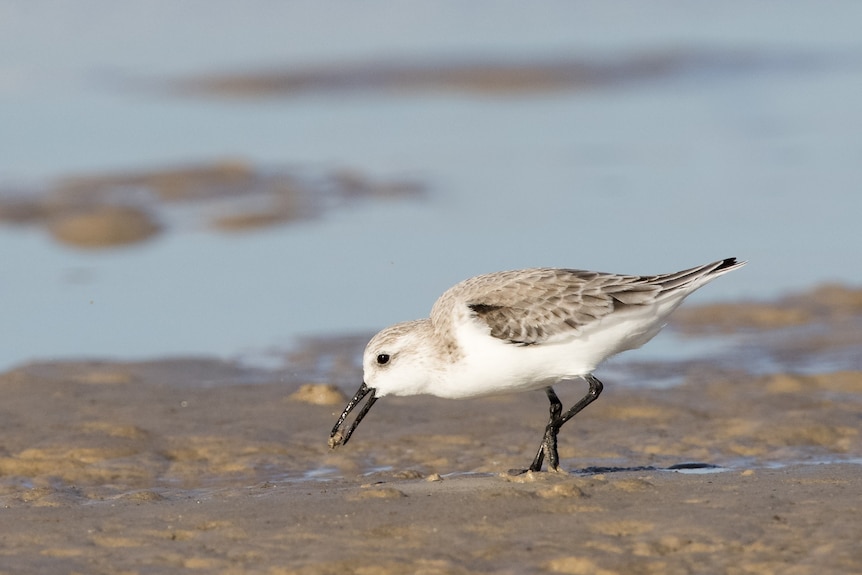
{"left": 1, "top": 290, "right": 861, "bottom": 574}
{"left": 3, "top": 461, "right": 860, "bottom": 574}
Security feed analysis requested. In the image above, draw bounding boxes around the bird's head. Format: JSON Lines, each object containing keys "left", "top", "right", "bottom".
{"left": 328, "top": 320, "right": 435, "bottom": 449}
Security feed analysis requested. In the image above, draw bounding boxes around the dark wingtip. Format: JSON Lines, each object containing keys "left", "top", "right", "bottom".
{"left": 716, "top": 257, "right": 746, "bottom": 271}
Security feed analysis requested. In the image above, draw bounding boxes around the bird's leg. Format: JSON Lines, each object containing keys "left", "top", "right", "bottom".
{"left": 528, "top": 375, "right": 604, "bottom": 472}
{"left": 528, "top": 387, "right": 563, "bottom": 472}
{"left": 558, "top": 374, "right": 604, "bottom": 428}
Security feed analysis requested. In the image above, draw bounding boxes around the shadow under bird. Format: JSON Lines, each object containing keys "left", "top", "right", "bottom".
{"left": 329, "top": 257, "right": 746, "bottom": 472}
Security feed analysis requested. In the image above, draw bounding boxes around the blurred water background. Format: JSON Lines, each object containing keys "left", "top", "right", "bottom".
{"left": 1, "top": 1, "right": 861, "bottom": 372}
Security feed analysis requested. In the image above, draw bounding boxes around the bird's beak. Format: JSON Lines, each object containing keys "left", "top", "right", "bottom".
{"left": 328, "top": 382, "right": 378, "bottom": 449}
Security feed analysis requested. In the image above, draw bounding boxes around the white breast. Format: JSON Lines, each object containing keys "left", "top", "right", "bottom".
{"left": 430, "top": 299, "right": 681, "bottom": 399}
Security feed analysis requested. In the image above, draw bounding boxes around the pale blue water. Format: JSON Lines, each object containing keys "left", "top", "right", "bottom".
{"left": 2, "top": 1, "right": 861, "bottom": 371}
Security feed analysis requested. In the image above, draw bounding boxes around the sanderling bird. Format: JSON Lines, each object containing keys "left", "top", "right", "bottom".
{"left": 329, "top": 257, "right": 745, "bottom": 472}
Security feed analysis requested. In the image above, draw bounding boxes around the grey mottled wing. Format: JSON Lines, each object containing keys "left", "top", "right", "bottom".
{"left": 458, "top": 268, "right": 660, "bottom": 345}
{"left": 433, "top": 258, "right": 742, "bottom": 346}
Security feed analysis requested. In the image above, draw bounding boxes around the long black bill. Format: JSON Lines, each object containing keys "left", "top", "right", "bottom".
{"left": 328, "top": 382, "right": 378, "bottom": 449}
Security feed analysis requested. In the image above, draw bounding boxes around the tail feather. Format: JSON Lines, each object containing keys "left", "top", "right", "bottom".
{"left": 654, "top": 257, "right": 746, "bottom": 293}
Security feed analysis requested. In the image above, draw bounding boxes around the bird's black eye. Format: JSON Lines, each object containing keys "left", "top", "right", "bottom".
{"left": 376, "top": 354, "right": 390, "bottom": 365}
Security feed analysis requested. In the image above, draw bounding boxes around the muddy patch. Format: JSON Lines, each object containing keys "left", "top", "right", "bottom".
{"left": 0, "top": 160, "right": 423, "bottom": 248}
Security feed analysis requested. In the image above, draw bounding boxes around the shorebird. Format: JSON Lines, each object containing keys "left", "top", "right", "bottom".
{"left": 329, "top": 257, "right": 745, "bottom": 472}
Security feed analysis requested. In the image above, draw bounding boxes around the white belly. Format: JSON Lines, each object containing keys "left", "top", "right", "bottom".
{"left": 431, "top": 305, "right": 673, "bottom": 399}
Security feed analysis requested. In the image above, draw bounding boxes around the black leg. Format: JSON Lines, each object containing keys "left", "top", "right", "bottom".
{"left": 528, "top": 374, "right": 604, "bottom": 472}
{"left": 528, "top": 387, "right": 562, "bottom": 472}
{"left": 559, "top": 374, "right": 604, "bottom": 427}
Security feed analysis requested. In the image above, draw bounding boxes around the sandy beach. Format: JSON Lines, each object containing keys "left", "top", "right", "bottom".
{"left": 1, "top": 289, "right": 860, "bottom": 574}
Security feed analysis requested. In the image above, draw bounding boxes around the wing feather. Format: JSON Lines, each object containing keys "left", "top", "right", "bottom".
{"left": 459, "top": 268, "right": 624, "bottom": 344}
{"left": 433, "top": 259, "right": 744, "bottom": 345}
